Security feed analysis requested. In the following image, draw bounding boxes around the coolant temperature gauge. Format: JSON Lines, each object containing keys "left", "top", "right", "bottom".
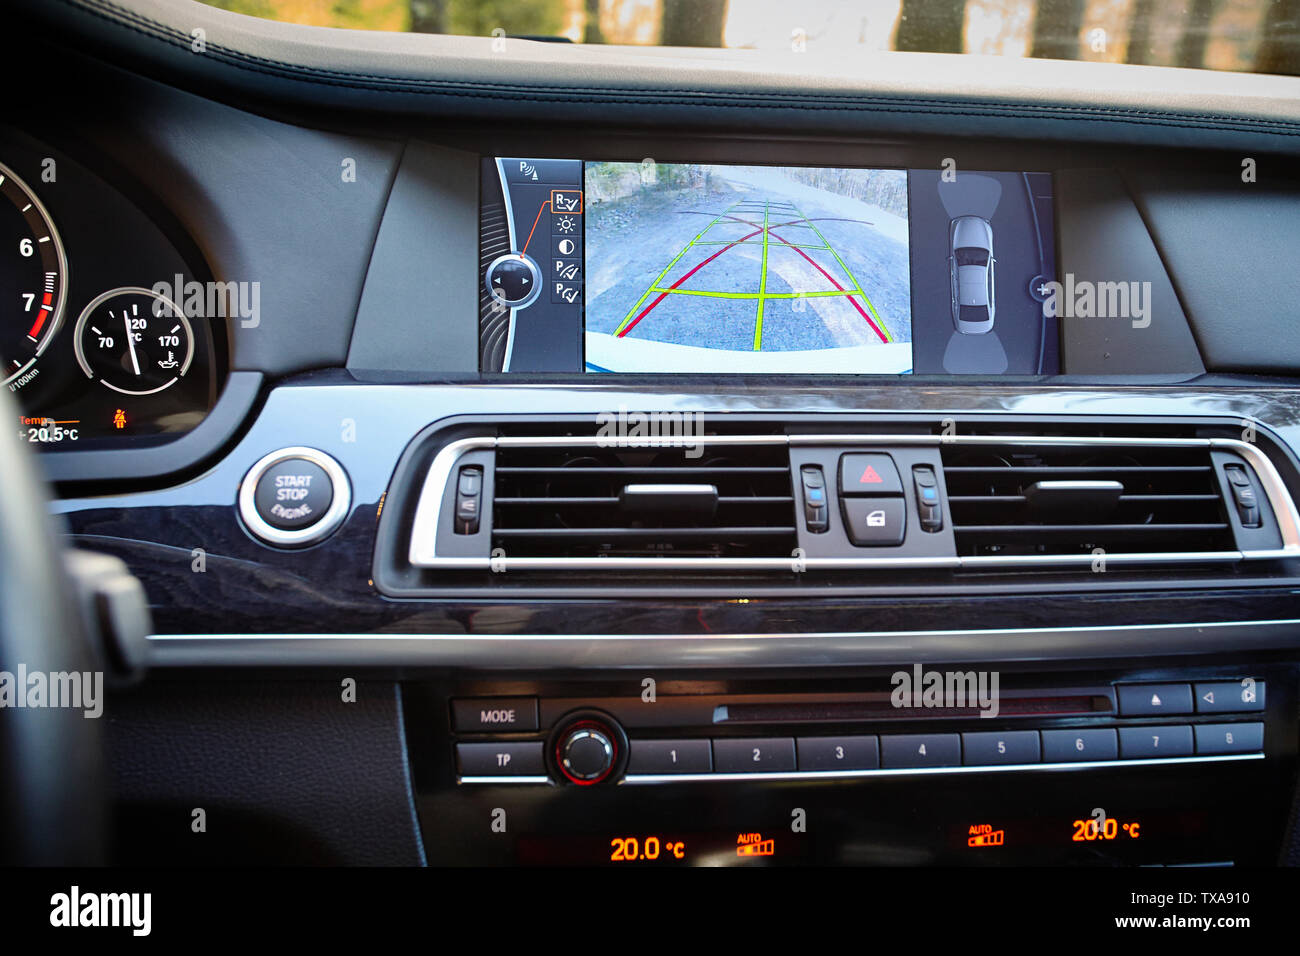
{"left": 74, "top": 287, "right": 193, "bottom": 395}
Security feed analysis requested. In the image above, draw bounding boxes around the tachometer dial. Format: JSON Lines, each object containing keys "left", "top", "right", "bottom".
{"left": 0, "top": 160, "right": 68, "bottom": 388}
{"left": 73, "top": 287, "right": 193, "bottom": 395}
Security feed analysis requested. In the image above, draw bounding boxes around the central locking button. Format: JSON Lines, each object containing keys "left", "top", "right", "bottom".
{"left": 842, "top": 498, "right": 906, "bottom": 546}
{"left": 838, "top": 453, "right": 906, "bottom": 546}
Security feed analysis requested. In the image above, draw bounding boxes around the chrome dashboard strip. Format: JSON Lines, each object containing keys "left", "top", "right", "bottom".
{"left": 144, "top": 618, "right": 1300, "bottom": 668}
{"left": 411, "top": 552, "right": 1247, "bottom": 570}
{"left": 406, "top": 431, "right": 1300, "bottom": 569}
{"left": 457, "top": 753, "right": 1262, "bottom": 786}
{"left": 625, "top": 753, "right": 1264, "bottom": 782}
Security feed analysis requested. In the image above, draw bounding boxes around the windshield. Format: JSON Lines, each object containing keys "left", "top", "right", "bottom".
{"left": 199, "top": 1, "right": 1300, "bottom": 76}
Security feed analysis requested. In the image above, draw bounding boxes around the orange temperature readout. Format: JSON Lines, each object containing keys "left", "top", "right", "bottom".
{"left": 609, "top": 836, "right": 686, "bottom": 862}
{"left": 1072, "top": 815, "right": 1141, "bottom": 841}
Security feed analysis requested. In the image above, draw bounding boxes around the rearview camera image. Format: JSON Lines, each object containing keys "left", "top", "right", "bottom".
{"left": 583, "top": 162, "right": 912, "bottom": 373}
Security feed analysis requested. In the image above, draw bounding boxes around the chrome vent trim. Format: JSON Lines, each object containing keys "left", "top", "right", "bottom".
{"left": 943, "top": 440, "right": 1228, "bottom": 556}
{"left": 406, "top": 433, "right": 1300, "bottom": 571}
{"left": 491, "top": 438, "right": 794, "bottom": 558}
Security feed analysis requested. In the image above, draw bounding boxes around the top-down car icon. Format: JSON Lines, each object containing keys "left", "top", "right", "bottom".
{"left": 949, "top": 215, "right": 996, "bottom": 334}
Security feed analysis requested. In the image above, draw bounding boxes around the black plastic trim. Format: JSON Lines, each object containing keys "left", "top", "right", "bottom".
{"left": 38, "top": 370, "right": 262, "bottom": 486}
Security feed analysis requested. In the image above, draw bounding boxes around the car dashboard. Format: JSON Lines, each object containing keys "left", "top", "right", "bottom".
{"left": 2, "top": 0, "right": 1300, "bottom": 882}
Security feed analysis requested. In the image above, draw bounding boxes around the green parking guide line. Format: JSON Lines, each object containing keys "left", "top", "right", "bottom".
{"left": 692, "top": 240, "right": 827, "bottom": 249}
{"left": 794, "top": 201, "right": 892, "bottom": 343}
{"left": 613, "top": 203, "right": 736, "bottom": 336}
{"left": 650, "top": 288, "right": 856, "bottom": 299}
{"left": 753, "top": 200, "right": 770, "bottom": 351}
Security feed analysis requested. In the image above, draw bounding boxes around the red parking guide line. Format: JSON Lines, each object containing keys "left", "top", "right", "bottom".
{"left": 766, "top": 227, "right": 887, "bottom": 342}
{"left": 617, "top": 199, "right": 890, "bottom": 343}
{"left": 616, "top": 225, "right": 765, "bottom": 337}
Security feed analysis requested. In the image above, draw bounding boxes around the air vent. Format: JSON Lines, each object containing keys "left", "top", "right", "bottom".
{"left": 491, "top": 440, "right": 796, "bottom": 558}
{"left": 942, "top": 443, "right": 1233, "bottom": 557}
{"left": 396, "top": 421, "right": 1300, "bottom": 584}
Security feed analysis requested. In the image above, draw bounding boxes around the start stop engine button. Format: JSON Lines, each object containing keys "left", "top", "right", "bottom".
{"left": 254, "top": 459, "right": 332, "bottom": 530}
{"left": 239, "top": 447, "right": 351, "bottom": 548}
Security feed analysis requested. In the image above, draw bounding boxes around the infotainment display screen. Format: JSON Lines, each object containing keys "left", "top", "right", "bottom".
{"left": 479, "top": 159, "right": 1057, "bottom": 376}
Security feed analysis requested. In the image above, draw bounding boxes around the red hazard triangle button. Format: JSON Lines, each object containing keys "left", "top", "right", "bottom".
{"left": 839, "top": 454, "right": 901, "bottom": 496}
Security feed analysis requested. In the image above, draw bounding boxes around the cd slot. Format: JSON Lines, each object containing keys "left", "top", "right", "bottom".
{"left": 534, "top": 686, "right": 1115, "bottom": 731}
{"left": 715, "top": 691, "right": 1112, "bottom": 724}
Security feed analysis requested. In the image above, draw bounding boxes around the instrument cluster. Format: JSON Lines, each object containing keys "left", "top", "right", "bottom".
{"left": 1, "top": 132, "right": 223, "bottom": 451}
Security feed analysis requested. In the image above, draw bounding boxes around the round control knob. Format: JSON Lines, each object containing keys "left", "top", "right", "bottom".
{"left": 485, "top": 253, "right": 542, "bottom": 310}
{"left": 238, "top": 446, "right": 351, "bottom": 548}
{"left": 556, "top": 720, "right": 618, "bottom": 785}
{"left": 254, "top": 458, "right": 333, "bottom": 531}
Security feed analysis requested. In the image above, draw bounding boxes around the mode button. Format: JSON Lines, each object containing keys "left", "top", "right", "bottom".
{"left": 452, "top": 697, "right": 539, "bottom": 733}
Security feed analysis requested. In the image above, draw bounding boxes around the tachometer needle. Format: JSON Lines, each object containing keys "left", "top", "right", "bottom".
{"left": 123, "top": 309, "right": 141, "bottom": 376}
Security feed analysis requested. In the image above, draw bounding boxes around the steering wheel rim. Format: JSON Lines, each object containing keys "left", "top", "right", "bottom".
{"left": 0, "top": 385, "right": 107, "bottom": 864}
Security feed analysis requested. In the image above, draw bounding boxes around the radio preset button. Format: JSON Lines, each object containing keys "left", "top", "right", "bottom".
{"left": 797, "top": 736, "right": 880, "bottom": 771}
{"left": 1041, "top": 728, "right": 1118, "bottom": 762}
{"left": 1118, "top": 725, "right": 1194, "bottom": 759}
{"left": 962, "top": 730, "right": 1040, "bottom": 765}
{"left": 628, "top": 739, "right": 712, "bottom": 774}
{"left": 880, "top": 733, "right": 961, "bottom": 769}
{"left": 1194, "top": 722, "right": 1264, "bottom": 755}
{"left": 713, "top": 738, "right": 796, "bottom": 773}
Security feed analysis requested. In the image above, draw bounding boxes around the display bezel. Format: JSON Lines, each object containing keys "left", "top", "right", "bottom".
{"left": 480, "top": 156, "right": 1061, "bottom": 378}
